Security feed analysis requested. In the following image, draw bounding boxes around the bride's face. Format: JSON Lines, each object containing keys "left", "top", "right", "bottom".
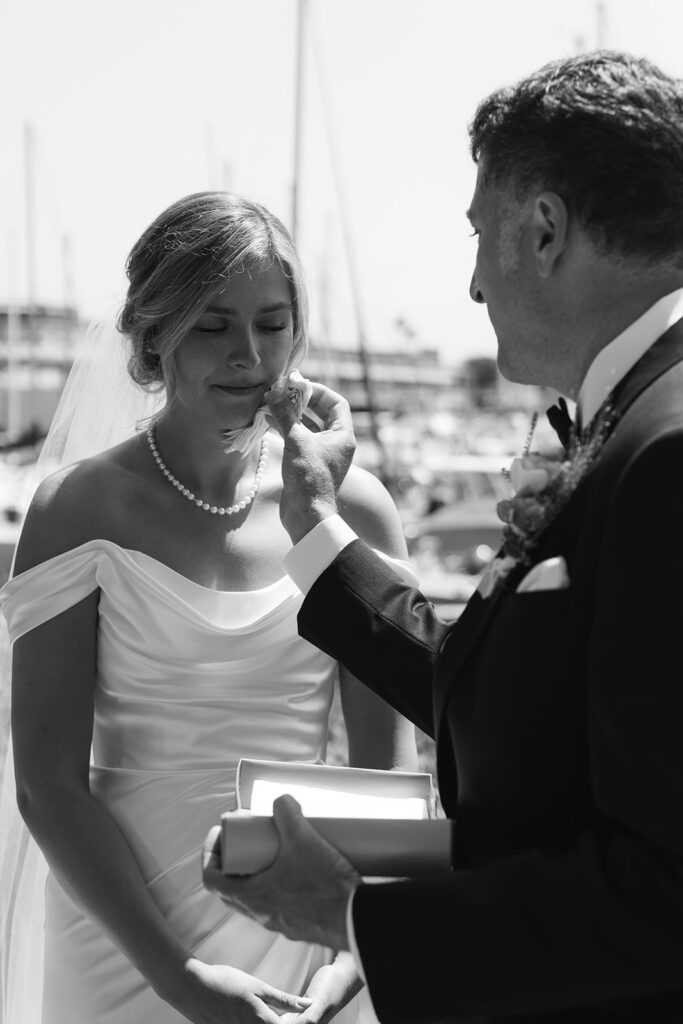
{"left": 171, "top": 263, "right": 295, "bottom": 430}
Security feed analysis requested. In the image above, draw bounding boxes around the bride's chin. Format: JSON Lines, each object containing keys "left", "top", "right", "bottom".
{"left": 220, "top": 414, "right": 258, "bottom": 431}
{"left": 216, "top": 398, "right": 263, "bottom": 423}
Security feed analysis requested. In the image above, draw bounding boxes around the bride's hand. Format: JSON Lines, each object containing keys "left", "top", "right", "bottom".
{"left": 279, "top": 954, "right": 364, "bottom": 1024}
{"left": 173, "top": 958, "right": 313, "bottom": 1024}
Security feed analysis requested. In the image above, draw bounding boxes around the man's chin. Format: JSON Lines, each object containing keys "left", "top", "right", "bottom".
{"left": 497, "top": 351, "right": 536, "bottom": 387}
{"left": 496, "top": 352, "right": 519, "bottom": 384}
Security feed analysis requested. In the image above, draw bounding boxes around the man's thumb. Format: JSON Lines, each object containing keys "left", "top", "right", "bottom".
{"left": 271, "top": 794, "right": 309, "bottom": 842}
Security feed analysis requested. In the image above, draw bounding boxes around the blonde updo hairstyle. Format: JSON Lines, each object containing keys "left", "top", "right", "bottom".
{"left": 119, "top": 191, "right": 308, "bottom": 397}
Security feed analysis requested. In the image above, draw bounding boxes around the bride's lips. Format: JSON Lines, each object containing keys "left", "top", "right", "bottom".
{"left": 212, "top": 384, "right": 264, "bottom": 396}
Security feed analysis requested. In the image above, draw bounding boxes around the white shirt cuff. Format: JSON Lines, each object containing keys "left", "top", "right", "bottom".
{"left": 283, "top": 515, "right": 358, "bottom": 595}
{"left": 346, "top": 888, "right": 367, "bottom": 984}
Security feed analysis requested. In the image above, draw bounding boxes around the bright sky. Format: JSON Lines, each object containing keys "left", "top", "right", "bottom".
{"left": 2, "top": 0, "right": 682, "bottom": 365}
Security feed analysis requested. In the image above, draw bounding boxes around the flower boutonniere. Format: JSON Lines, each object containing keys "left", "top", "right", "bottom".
{"left": 478, "top": 401, "right": 616, "bottom": 598}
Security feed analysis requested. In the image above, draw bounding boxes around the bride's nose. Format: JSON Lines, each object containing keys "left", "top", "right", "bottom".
{"left": 226, "top": 326, "right": 261, "bottom": 370}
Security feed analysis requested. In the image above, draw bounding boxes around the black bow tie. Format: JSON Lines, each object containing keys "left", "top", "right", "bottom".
{"left": 546, "top": 397, "right": 574, "bottom": 450}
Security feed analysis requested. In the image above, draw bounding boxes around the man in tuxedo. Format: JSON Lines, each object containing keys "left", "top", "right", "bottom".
{"left": 204, "top": 51, "right": 683, "bottom": 1022}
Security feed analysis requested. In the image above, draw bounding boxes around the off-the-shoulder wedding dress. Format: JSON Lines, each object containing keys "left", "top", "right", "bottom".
{"left": 1, "top": 539, "right": 409, "bottom": 1023}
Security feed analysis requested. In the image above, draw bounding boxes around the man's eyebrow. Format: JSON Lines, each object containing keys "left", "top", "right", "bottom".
{"left": 204, "top": 302, "right": 293, "bottom": 315}
{"left": 465, "top": 208, "right": 475, "bottom": 222}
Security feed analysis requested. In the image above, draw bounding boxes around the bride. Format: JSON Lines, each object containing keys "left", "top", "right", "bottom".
{"left": 0, "top": 191, "right": 418, "bottom": 1023}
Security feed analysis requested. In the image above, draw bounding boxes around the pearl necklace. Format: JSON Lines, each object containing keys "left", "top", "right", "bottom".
{"left": 146, "top": 427, "right": 269, "bottom": 516}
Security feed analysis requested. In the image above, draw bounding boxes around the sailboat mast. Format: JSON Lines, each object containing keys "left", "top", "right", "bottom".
{"left": 24, "top": 122, "right": 36, "bottom": 307}
{"left": 596, "top": 0, "right": 607, "bottom": 47}
{"left": 23, "top": 121, "right": 37, "bottom": 394}
{"left": 291, "top": 0, "right": 307, "bottom": 244}
{"left": 306, "top": 9, "right": 389, "bottom": 485}
{"left": 6, "top": 228, "right": 21, "bottom": 439}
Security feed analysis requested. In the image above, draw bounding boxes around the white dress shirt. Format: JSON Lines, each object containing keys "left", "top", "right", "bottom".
{"left": 283, "top": 286, "right": 683, "bottom": 990}
{"left": 577, "top": 287, "right": 683, "bottom": 426}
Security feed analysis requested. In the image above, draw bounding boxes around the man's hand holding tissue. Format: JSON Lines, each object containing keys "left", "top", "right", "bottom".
{"left": 265, "top": 378, "right": 356, "bottom": 544}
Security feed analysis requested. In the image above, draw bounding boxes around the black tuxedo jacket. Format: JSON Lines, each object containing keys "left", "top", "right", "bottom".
{"left": 298, "top": 322, "right": 683, "bottom": 1023}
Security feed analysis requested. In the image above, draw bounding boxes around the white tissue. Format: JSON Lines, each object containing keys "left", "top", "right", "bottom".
{"left": 222, "top": 369, "right": 313, "bottom": 456}
{"left": 285, "top": 369, "right": 314, "bottom": 413}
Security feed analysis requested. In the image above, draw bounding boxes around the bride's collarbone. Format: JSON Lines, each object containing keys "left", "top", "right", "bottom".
{"left": 139, "top": 526, "right": 290, "bottom": 591}
{"left": 70, "top": 446, "right": 289, "bottom": 590}
{"left": 116, "top": 497, "right": 290, "bottom": 591}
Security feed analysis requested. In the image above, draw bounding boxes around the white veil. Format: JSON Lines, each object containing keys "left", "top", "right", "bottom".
{"left": 20, "top": 303, "right": 166, "bottom": 491}
{"left": 0, "top": 303, "right": 164, "bottom": 1023}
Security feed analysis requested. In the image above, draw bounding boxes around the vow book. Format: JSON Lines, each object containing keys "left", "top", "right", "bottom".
{"left": 221, "top": 759, "right": 453, "bottom": 876}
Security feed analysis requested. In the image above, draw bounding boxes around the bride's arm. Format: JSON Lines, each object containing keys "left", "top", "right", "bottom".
{"left": 10, "top": 474, "right": 311, "bottom": 1024}
{"left": 336, "top": 464, "right": 419, "bottom": 773}
{"left": 12, "top": 593, "right": 193, "bottom": 1002}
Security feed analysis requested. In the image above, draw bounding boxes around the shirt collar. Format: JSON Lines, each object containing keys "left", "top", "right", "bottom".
{"left": 577, "top": 287, "right": 683, "bottom": 427}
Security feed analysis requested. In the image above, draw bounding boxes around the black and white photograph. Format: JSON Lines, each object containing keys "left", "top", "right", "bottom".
{"left": 1, "top": 1, "right": 682, "bottom": 1021}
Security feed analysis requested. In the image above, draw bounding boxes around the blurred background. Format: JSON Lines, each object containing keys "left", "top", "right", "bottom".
{"left": 1, "top": 0, "right": 681, "bottom": 798}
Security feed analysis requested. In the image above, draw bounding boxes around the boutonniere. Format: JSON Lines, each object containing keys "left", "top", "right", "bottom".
{"left": 478, "top": 400, "right": 615, "bottom": 598}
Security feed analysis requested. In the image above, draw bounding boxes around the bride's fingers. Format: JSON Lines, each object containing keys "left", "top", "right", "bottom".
{"left": 253, "top": 1002, "right": 295, "bottom": 1024}
{"left": 257, "top": 984, "right": 313, "bottom": 1012}
{"left": 278, "top": 1008, "right": 318, "bottom": 1024}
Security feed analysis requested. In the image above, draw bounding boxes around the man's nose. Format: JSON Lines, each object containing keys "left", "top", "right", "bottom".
{"left": 469, "top": 272, "right": 485, "bottom": 304}
{"left": 227, "top": 327, "right": 261, "bottom": 369}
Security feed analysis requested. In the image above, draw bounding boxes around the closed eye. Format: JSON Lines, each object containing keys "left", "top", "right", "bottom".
{"left": 194, "top": 321, "right": 289, "bottom": 335}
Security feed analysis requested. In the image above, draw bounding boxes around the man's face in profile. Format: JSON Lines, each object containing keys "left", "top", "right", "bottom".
{"left": 467, "top": 162, "right": 553, "bottom": 388}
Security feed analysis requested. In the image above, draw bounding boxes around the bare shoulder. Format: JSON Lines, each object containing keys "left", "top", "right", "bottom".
{"left": 337, "top": 464, "right": 408, "bottom": 558}
{"left": 13, "top": 438, "right": 146, "bottom": 575}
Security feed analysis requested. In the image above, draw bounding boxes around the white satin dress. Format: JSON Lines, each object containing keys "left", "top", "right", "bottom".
{"left": 0, "top": 539, "right": 410, "bottom": 1024}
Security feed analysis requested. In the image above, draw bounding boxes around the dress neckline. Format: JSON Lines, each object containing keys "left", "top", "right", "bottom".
{"left": 9, "top": 537, "right": 293, "bottom": 597}
{"left": 126, "top": 546, "right": 291, "bottom": 597}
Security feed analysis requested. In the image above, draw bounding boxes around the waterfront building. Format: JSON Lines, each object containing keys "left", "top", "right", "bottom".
{"left": 0, "top": 304, "right": 82, "bottom": 441}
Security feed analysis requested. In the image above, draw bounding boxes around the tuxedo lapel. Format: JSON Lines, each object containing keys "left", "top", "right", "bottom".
{"left": 432, "top": 319, "right": 683, "bottom": 742}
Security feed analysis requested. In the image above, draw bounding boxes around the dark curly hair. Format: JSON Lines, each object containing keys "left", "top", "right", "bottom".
{"left": 469, "top": 51, "right": 683, "bottom": 268}
{"left": 117, "top": 191, "right": 308, "bottom": 396}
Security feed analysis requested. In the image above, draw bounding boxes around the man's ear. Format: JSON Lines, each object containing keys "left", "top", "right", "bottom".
{"left": 531, "top": 192, "right": 569, "bottom": 277}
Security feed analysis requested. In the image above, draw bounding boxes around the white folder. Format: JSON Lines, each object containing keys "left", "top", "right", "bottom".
{"left": 221, "top": 759, "right": 453, "bottom": 876}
